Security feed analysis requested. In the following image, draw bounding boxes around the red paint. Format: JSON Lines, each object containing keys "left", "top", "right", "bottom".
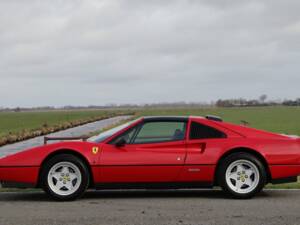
{"left": 97, "top": 166, "right": 184, "bottom": 183}
{"left": 270, "top": 165, "right": 300, "bottom": 179}
{"left": 0, "top": 167, "right": 39, "bottom": 184}
{"left": 97, "top": 141, "right": 186, "bottom": 182}
{"left": 177, "top": 165, "right": 215, "bottom": 182}
{"left": 0, "top": 116, "right": 299, "bottom": 187}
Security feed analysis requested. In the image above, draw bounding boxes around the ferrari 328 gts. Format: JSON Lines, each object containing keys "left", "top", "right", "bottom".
{"left": 0, "top": 116, "right": 300, "bottom": 201}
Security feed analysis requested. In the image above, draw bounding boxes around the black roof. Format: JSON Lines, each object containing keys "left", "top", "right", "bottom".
{"left": 142, "top": 116, "right": 189, "bottom": 122}
{"left": 141, "top": 115, "right": 223, "bottom": 123}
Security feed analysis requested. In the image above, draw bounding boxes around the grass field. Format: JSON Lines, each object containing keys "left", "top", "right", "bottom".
{"left": 0, "top": 109, "right": 133, "bottom": 146}
{"left": 2, "top": 106, "right": 299, "bottom": 138}
{"left": 135, "top": 106, "right": 300, "bottom": 136}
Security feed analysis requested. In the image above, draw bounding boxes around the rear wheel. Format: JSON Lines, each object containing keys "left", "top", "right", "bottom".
{"left": 218, "top": 152, "right": 267, "bottom": 199}
{"left": 40, "top": 154, "right": 89, "bottom": 201}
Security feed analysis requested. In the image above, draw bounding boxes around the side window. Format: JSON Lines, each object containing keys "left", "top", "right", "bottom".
{"left": 189, "top": 122, "right": 226, "bottom": 140}
{"left": 109, "top": 126, "right": 139, "bottom": 144}
{"left": 133, "top": 121, "right": 186, "bottom": 144}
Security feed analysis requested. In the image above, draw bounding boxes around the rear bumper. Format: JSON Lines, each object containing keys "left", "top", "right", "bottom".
{"left": 271, "top": 176, "right": 298, "bottom": 184}
{"left": 0, "top": 166, "right": 39, "bottom": 188}
{"left": 270, "top": 165, "right": 300, "bottom": 183}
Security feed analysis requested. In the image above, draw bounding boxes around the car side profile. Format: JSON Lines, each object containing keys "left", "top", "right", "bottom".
{"left": 0, "top": 116, "right": 300, "bottom": 201}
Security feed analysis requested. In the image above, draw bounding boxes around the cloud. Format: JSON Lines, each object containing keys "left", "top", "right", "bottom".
{"left": 0, "top": 0, "right": 299, "bottom": 107}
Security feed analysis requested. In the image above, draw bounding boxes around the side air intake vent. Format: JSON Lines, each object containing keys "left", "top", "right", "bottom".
{"left": 205, "top": 115, "right": 223, "bottom": 122}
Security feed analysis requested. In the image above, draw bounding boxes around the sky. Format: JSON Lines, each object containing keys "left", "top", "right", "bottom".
{"left": 0, "top": 0, "right": 300, "bottom": 107}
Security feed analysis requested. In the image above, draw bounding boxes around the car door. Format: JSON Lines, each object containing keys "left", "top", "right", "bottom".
{"left": 99, "top": 119, "right": 187, "bottom": 183}
{"left": 177, "top": 119, "right": 228, "bottom": 182}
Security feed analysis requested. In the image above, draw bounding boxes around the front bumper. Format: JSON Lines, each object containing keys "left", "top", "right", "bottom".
{"left": 1, "top": 181, "right": 35, "bottom": 188}
{"left": 0, "top": 166, "right": 39, "bottom": 188}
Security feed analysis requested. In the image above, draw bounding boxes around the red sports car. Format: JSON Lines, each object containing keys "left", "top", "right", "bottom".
{"left": 0, "top": 116, "right": 300, "bottom": 201}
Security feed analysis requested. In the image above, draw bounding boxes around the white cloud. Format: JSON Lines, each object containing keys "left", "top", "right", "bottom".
{"left": 0, "top": 0, "right": 299, "bottom": 107}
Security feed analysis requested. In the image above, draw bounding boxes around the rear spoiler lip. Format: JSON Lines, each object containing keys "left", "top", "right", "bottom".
{"left": 44, "top": 136, "right": 88, "bottom": 145}
{"left": 205, "top": 115, "right": 223, "bottom": 122}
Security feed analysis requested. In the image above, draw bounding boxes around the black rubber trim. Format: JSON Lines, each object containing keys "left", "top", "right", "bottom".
{"left": 1, "top": 181, "right": 35, "bottom": 188}
{"left": 0, "top": 165, "right": 39, "bottom": 168}
{"left": 271, "top": 176, "right": 298, "bottom": 184}
{"left": 95, "top": 181, "right": 213, "bottom": 190}
{"left": 143, "top": 116, "right": 189, "bottom": 122}
{"left": 92, "top": 164, "right": 215, "bottom": 167}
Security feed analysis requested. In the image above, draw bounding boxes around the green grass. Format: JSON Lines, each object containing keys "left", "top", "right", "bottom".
{"left": 0, "top": 109, "right": 133, "bottom": 146}
{"left": 135, "top": 106, "right": 300, "bottom": 135}
{"left": 0, "top": 110, "right": 113, "bottom": 137}
{"left": 2, "top": 106, "right": 299, "bottom": 138}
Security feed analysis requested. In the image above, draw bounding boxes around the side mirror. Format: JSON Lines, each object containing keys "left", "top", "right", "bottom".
{"left": 115, "top": 138, "right": 126, "bottom": 147}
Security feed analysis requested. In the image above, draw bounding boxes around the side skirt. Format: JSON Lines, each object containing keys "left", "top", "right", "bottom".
{"left": 1, "top": 181, "right": 35, "bottom": 188}
{"left": 95, "top": 182, "right": 213, "bottom": 190}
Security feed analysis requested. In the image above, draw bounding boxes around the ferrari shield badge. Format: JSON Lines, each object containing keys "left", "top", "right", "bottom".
{"left": 92, "top": 147, "right": 99, "bottom": 154}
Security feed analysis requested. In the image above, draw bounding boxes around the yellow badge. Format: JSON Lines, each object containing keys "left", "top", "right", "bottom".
{"left": 92, "top": 147, "right": 99, "bottom": 154}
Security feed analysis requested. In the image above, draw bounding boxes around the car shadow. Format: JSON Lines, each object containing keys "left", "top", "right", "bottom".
{"left": 0, "top": 189, "right": 275, "bottom": 202}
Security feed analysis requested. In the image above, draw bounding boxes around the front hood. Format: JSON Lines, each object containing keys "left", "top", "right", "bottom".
{"left": 0, "top": 141, "right": 100, "bottom": 167}
{"left": 0, "top": 134, "right": 92, "bottom": 159}
{"left": 0, "top": 141, "right": 36, "bottom": 159}
{"left": 0, "top": 135, "right": 76, "bottom": 159}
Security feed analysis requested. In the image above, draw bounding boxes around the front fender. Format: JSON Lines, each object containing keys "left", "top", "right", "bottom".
{"left": 0, "top": 141, "right": 101, "bottom": 167}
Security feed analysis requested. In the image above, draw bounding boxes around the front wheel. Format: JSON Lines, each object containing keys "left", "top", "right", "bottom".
{"left": 218, "top": 152, "right": 267, "bottom": 199}
{"left": 40, "top": 154, "right": 89, "bottom": 201}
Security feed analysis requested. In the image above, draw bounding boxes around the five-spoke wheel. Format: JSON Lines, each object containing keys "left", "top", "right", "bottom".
{"left": 225, "top": 160, "right": 260, "bottom": 194}
{"left": 41, "top": 154, "right": 89, "bottom": 201}
{"left": 47, "top": 162, "right": 82, "bottom": 196}
{"left": 218, "top": 152, "right": 267, "bottom": 198}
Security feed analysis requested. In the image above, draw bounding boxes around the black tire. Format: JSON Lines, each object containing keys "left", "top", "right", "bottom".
{"left": 40, "top": 154, "right": 89, "bottom": 201}
{"left": 217, "top": 152, "right": 267, "bottom": 199}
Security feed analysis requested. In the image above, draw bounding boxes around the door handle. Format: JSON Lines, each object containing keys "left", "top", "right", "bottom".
{"left": 199, "top": 143, "right": 206, "bottom": 153}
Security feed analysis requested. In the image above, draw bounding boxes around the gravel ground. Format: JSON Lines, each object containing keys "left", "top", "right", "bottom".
{"left": 0, "top": 189, "right": 299, "bottom": 225}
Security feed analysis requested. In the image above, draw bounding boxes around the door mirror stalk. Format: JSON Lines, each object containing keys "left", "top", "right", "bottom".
{"left": 115, "top": 138, "right": 126, "bottom": 147}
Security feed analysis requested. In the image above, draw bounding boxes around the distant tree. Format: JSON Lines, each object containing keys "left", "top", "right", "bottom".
{"left": 259, "top": 94, "right": 268, "bottom": 103}
{"left": 13, "top": 107, "right": 21, "bottom": 112}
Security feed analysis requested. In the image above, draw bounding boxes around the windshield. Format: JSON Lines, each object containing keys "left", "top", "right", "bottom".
{"left": 88, "top": 119, "right": 140, "bottom": 143}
